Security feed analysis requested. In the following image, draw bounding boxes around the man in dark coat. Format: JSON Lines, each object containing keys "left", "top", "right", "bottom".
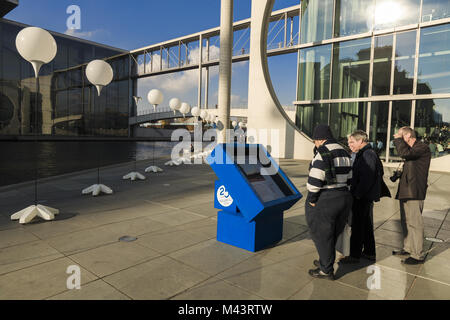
{"left": 392, "top": 127, "right": 431, "bottom": 265}
{"left": 340, "top": 130, "right": 390, "bottom": 264}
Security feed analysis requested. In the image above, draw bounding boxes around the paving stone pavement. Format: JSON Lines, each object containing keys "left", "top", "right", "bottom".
{"left": 0, "top": 158, "right": 449, "bottom": 300}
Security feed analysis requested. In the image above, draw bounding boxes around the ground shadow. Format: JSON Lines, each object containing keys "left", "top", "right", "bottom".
{"left": 334, "top": 259, "right": 374, "bottom": 280}
{"left": 25, "top": 212, "right": 79, "bottom": 225}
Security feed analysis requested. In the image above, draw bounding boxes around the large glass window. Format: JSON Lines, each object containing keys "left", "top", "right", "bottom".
{"left": 393, "top": 31, "right": 416, "bottom": 94}
{"left": 422, "top": 0, "right": 450, "bottom": 22}
{"left": 295, "top": 104, "right": 329, "bottom": 137}
{"left": 0, "top": 91, "right": 16, "bottom": 134}
{"left": 334, "top": 0, "right": 374, "bottom": 38}
{"left": 0, "top": 20, "right": 128, "bottom": 137}
{"left": 415, "top": 98, "right": 449, "bottom": 158}
{"left": 297, "top": 44, "right": 331, "bottom": 101}
{"left": 332, "top": 38, "right": 371, "bottom": 99}
{"left": 374, "top": 0, "right": 421, "bottom": 31}
{"left": 300, "top": 0, "right": 334, "bottom": 44}
{"left": 269, "top": 53, "right": 296, "bottom": 107}
{"left": 389, "top": 100, "right": 412, "bottom": 159}
{"left": 329, "top": 102, "right": 368, "bottom": 145}
{"left": 372, "top": 35, "right": 393, "bottom": 95}
{"left": 370, "top": 101, "right": 390, "bottom": 159}
{"left": 417, "top": 24, "right": 450, "bottom": 95}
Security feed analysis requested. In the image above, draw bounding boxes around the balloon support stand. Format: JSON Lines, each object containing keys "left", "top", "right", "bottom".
{"left": 11, "top": 205, "right": 59, "bottom": 224}
{"left": 145, "top": 166, "right": 163, "bottom": 173}
{"left": 82, "top": 184, "right": 113, "bottom": 196}
{"left": 123, "top": 172, "right": 146, "bottom": 181}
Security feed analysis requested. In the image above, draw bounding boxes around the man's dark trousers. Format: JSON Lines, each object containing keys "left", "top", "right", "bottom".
{"left": 306, "top": 189, "right": 353, "bottom": 274}
{"left": 350, "top": 198, "right": 376, "bottom": 258}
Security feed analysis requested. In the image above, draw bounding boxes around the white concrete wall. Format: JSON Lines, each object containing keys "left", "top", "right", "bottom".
{"left": 247, "top": 0, "right": 313, "bottom": 160}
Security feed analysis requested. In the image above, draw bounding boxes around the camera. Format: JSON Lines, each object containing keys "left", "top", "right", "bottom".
{"left": 390, "top": 170, "right": 402, "bottom": 182}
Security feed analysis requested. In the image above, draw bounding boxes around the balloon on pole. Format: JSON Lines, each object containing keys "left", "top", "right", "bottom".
{"left": 148, "top": 89, "right": 164, "bottom": 112}
{"left": 16, "top": 27, "right": 57, "bottom": 78}
{"left": 86, "top": 60, "right": 114, "bottom": 96}
{"left": 179, "top": 102, "right": 191, "bottom": 118}
{"left": 169, "top": 98, "right": 181, "bottom": 115}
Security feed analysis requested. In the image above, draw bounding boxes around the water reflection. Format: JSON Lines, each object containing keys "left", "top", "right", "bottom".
{"left": 0, "top": 141, "right": 178, "bottom": 187}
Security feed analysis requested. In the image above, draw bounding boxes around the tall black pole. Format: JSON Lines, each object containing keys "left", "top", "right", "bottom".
{"left": 95, "top": 89, "right": 101, "bottom": 185}
{"left": 134, "top": 149, "right": 137, "bottom": 172}
{"left": 134, "top": 102, "right": 138, "bottom": 172}
{"left": 34, "top": 76, "right": 40, "bottom": 206}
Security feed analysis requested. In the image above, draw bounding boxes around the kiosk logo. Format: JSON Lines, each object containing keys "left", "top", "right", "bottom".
{"left": 217, "top": 185, "right": 233, "bottom": 207}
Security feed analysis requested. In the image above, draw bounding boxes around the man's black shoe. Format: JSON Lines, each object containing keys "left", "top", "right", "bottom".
{"left": 313, "top": 260, "right": 320, "bottom": 267}
{"left": 392, "top": 249, "right": 410, "bottom": 256}
{"left": 308, "top": 267, "right": 334, "bottom": 280}
{"left": 401, "top": 257, "right": 424, "bottom": 265}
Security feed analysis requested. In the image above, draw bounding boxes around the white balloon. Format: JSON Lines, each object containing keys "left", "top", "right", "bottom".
{"left": 85, "top": 60, "right": 114, "bottom": 96}
{"left": 169, "top": 98, "right": 181, "bottom": 112}
{"left": 232, "top": 121, "right": 238, "bottom": 127}
{"left": 238, "top": 122, "right": 245, "bottom": 128}
{"left": 148, "top": 89, "right": 164, "bottom": 106}
{"left": 191, "top": 107, "right": 201, "bottom": 117}
{"left": 16, "top": 27, "right": 57, "bottom": 77}
{"left": 180, "top": 102, "right": 191, "bottom": 116}
{"left": 200, "top": 110, "right": 208, "bottom": 120}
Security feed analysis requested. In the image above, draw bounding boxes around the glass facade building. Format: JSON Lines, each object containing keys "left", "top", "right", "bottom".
{"left": 0, "top": 19, "right": 132, "bottom": 137}
{"left": 296, "top": 0, "right": 450, "bottom": 161}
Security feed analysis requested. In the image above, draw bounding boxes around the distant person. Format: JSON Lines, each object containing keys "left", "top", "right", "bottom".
{"left": 392, "top": 127, "right": 431, "bottom": 265}
{"left": 389, "top": 139, "right": 395, "bottom": 156}
{"left": 340, "top": 130, "right": 391, "bottom": 264}
{"left": 428, "top": 140, "right": 436, "bottom": 158}
{"left": 376, "top": 139, "right": 384, "bottom": 155}
{"left": 436, "top": 142, "right": 444, "bottom": 157}
{"left": 306, "top": 124, "right": 353, "bottom": 280}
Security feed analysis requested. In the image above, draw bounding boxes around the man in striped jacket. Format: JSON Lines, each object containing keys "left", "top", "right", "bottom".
{"left": 306, "top": 124, "right": 353, "bottom": 280}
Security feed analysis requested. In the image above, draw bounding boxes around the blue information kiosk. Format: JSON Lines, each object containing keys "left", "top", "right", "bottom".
{"left": 206, "top": 143, "right": 302, "bottom": 252}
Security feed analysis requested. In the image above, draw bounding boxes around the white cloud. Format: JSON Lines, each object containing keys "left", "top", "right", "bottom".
{"left": 231, "top": 94, "right": 247, "bottom": 108}
{"left": 64, "top": 28, "right": 104, "bottom": 40}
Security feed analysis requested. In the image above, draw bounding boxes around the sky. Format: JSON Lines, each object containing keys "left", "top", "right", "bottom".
{"left": 5, "top": 0, "right": 301, "bottom": 111}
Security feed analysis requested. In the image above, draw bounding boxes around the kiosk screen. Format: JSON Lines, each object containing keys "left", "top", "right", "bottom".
{"left": 229, "top": 145, "right": 295, "bottom": 203}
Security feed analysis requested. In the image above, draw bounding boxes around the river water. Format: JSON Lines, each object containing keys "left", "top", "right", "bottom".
{"left": 0, "top": 141, "right": 185, "bottom": 187}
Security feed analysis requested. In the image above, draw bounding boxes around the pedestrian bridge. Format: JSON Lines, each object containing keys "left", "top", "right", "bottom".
{"left": 129, "top": 108, "right": 250, "bottom": 126}
{"left": 129, "top": 110, "right": 194, "bottom": 126}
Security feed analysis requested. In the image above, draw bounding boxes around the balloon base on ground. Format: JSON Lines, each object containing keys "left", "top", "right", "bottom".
{"left": 82, "top": 184, "right": 113, "bottom": 196}
{"left": 11, "top": 205, "right": 59, "bottom": 224}
{"left": 165, "top": 160, "right": 181, "bottom": 166}
{"left": 145, "top": 166, "right": 163, "bottom": 173}
{"left": 123, "top": 172, "right": 146, "bottom": 181}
